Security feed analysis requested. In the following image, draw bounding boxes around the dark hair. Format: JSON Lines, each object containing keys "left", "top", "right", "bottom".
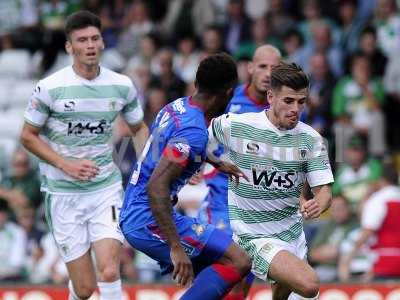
{"left": 361, "top": 25, "right": 376, "bottom": 38}
{"left": 65, "top": 10, "right": 101, "bottom": 39}
{"left": 382, "top": 163, "right": 399, "bottom": 185}
{"left": 195, "top": 53, "right": 238, "bottom": 93}
{"left": 270, "top": 62, "right": 309, "bottom": 91}
{"left": 0, "top": 198, "right": 9, "bottom": 213}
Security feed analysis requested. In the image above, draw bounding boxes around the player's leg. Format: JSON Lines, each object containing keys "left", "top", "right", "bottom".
{"left": 269, "top": 250, "right": 319, "bottom": 299}
{"left": 66, "top": 252, "right": 97, "bottom": 300}
{"left": 181, "top": 224, "right": 251, "bottom": 300}
{"left": 89, "top": 186, "right": 125, "bottom": 300}
{"left": 44, "top": 193, "right": 97, "bottom": 299}
{"left": 92, "top": 239, "right": 123, "bottom": 300}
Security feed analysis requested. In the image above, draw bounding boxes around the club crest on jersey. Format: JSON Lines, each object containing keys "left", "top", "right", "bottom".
{"left": 192, "top": 224, "right": 205, "bottom": 236}
{"left": 109, "top": 100, "right": 117, "bottom": 111}
{"left": 298, "top": 148, "right": 308, "bottom": 160}
{"left": 64, "top": 100, "right": 76, "bottom": 112}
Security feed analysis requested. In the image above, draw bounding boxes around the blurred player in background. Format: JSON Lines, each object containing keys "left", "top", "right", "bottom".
{"left": 20, "top": 11, "right": 148, "bottom": 300}
{"left": 197, "top": 44, "right": 281, "bottom": 299}
{"left": 208, "top": 62, "right": 333, "bottom": 300}
{"left": 120, "top": 53, "right": 252, "bottom": 300}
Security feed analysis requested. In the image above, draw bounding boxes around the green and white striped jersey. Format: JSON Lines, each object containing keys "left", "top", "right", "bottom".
{"left": 24, "top": 66, "right": 144, "bottom": 194}
{"left": 209, "top": 111, "right": 334, "bottom": 242}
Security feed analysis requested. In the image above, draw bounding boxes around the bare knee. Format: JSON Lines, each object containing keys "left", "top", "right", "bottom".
{"left": 98, "top": 264, "right": 120, "bottom": 282}
{"left": 74, "top": 282, "right": 96, "bottom": 299}
{"left": 297, "top": 270, "right": 319, "bottom": 298}
{"left": 232, "top": 248, "right": 252, "bottom": 276}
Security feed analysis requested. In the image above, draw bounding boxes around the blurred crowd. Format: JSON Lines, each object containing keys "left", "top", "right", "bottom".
{"left": 1, "top": 0, "right": 400, "bottom": 284}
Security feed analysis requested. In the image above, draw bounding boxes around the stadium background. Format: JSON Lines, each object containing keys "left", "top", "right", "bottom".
{"left": 0, "top": 0, "right": 399, "bottom": 299}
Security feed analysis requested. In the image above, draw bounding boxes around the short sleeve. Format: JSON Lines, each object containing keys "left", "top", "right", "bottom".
{"left": 208, "top": 113, "right": 232, "bottom": 149}
{"left": 163, "top": 126, "right": 208, "bottom": 167}
{"left": 361, "top": 195, "right": 387, "bottom": 230}
{"left": 121, "top": 83, "right": 144, "bottom": 125}
{"left": 306, "top": 134, "right": 334, "bottom": 187}
{"left": 24, "top": 81, "right": 52, "bottom": 127}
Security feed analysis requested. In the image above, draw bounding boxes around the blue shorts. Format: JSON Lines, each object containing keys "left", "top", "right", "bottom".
{"left": 122, "top": 215, "right": 233, "bottom": 275}
{"left": 197, "top": 201, "right": 232, "bottom": 237}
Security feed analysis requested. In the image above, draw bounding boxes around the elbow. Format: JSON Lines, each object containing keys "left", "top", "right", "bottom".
{"left": 19, "top": 130, "right": 30, "bottom": 148}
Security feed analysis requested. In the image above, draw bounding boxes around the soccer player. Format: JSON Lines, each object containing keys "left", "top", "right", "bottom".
{"left": 198, "top": 44, "right": 281, "bottom": 300}
{"left": 208, "top": 62, "right": 333, "bottom": 300}
{"left": 199, "top": 45, "right": 281, "bottom": 236}
{"left": 120, "top": 53, "right": 251, "bottom": 300}
{"left": 20, "top": 11, "right": 148, "bottom": 300}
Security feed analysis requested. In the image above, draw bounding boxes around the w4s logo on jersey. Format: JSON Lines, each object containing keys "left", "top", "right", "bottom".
{"left": 251, "top": 165, "right": 299, "bottom": 190}
{"left": 67, "top": 120, "right": 108, "bottom": 136}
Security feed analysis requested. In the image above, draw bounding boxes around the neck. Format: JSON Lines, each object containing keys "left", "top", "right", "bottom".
{"left": 191, "top": 93, "right": 213, "bottom": 122}
{"left": 72, "top": 62, "right": 100, "bottom": 80}
{"left": 247, "top": 84, "right": 267, "bottom": 105}
{"left": 266, "top": 109, "right": 284, "bottom": 130}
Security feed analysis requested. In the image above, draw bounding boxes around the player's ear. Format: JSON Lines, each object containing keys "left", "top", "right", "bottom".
{"left": 247, "top": 61, "right": 254, "bottom": 75}
{"left": 65, "top": 40, "right": 72, "bottom": 55}
{"left": 267, "top": 89, "right": 274, "bottom": 105}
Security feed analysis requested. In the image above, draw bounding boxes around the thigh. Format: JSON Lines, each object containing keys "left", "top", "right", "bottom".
{"left": 92, "top": 238, "right": 122, "bottom": 273}
{"left": 88, "top": 186, "right": 124, "bottom": 244}
{"left": 269, "top": 250, "right": 317, "bottom": 295}
{"left": 66, "top": 249, "right": 97, "bottom": 292}
{"left": 45, "top": 193, "right": 90, "bottom": 263}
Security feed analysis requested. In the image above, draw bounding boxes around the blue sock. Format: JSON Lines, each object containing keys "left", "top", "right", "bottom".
{"left": 181, "top": 263, "right": 242, "bottom": 300}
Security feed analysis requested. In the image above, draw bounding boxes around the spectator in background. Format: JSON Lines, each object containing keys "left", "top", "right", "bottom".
{"left": 374, "top": 0, "right": 400, "bottom": 59}
{"left": 337, "top": 0, "right": 368, "bottom": 55}
{"left": 161, "top": 0, "right": 215, "bottom": 43}
{"left": 282, "top": 29, "right": 304, "bottom": 64}
{"left": 301, "top": 51, "right": 336, "bottom": 137}
{"left": 173, "top": 35, "right": 201, "bottom": 84}
{"left": 299, "top": 20, "right": 344, "bottom": 78}
{"left": 143, "top": 86, "right": 168, "bottom": 126}
{"left": 357, "top": 26, "right": 387, "bottom": 78}
{"left": 332, "top": 53, "right": 386, "bottom": 156}
{"left": 222, "top": 0, "right": 252, "bottom": 54}
{"left": 0, "top": 198, "right": 27, "bottom": 281}
{"left": 117, "top": 0, "right": 154, "bottom": 59}
{"left": 265, "top": 0, "right": 295, "bottom": 39}
{"left": 234, "top": 16, "right": 281, "bottom": 60}
{"left": 332, "top": 134, "right": 382, "bottom": 208}
{"left": 150, "top": 48, "right": 186, "bottom": 102}
{"left": 339, "top": 164, "right": 400, "bottom": 281}
{"left": 200, "top": 25, "right": 225, "bottom": 59}
{"left": 309, "top": 196, "right": 357, "bottom": 282}
{"left": 1, "top": 149, "right": 42, "bottom": 209}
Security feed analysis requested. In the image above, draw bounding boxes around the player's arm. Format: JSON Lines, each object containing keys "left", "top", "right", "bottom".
{"left": 127, "top": 121, "right": 149, "bottom": 157}
{"left": 20, "top": 123, "right": 99, "bottom": 181}
{"left": 147, "top": 154, "right": 193, "bottom": 287}
{"left": 300, "top": 184, "right": 332, "bottom": 219}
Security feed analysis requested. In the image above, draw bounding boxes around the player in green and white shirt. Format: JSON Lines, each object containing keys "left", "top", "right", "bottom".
{"left": 20, "top": 11, "right": 148, "bottom": 300}
{"left": 208, "top": 62, "right": 333, "bottom": 300}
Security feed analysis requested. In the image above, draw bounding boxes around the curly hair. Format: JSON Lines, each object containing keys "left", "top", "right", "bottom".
{"left": 195, "top": 53, "right": 238, "bottom": 94}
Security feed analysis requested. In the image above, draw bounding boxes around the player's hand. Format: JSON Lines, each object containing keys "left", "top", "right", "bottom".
{"left": 188, "top": 173, "right": 203, "bottom": 185}
{"left": 300, "top": 197, "right": 322, "bottom": 219}
{"left": 217, "top": 161, "right": 249, "bottom": 186}
{"left": 60, "top": 159, "right": 100, "bottom": 181}
{"left": 170, "top": 244, "right": 194, "bottom": 287}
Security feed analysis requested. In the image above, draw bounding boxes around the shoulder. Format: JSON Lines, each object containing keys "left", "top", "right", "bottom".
{"left": 100, "top": 67, "right": 133, "bottom": 87}
{"left": 38, "top": 66, "right": 73, "bottom": 90}
{"left": 294, "top": 121, "right": 322, "bottom": 139}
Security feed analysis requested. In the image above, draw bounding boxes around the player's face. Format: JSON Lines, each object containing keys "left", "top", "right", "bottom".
{"left": 66, "top": 26, "right": 104, "bottom": 67}
{"left": 267, "top": 86, "right": 308, "bottom": 129}
{"left": 248, "top": 51, "right": 280, "bottom": 94}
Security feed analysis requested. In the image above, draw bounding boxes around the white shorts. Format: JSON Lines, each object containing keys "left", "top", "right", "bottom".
{"left": 44, "top": 184, "right": 124, "bottom": 262}
{"left": 235, "top": 232, "right": 308, "bottom": 282}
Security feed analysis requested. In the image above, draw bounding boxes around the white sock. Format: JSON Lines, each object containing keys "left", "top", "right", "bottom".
{"left": 288, "top": 291, "right": 319, "bottom": 300}
{"left": 98, "top": 279, "right": 123, "bottom": 300}
{"left": 68, "top": 280, "right": 83, "bottom": 300}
